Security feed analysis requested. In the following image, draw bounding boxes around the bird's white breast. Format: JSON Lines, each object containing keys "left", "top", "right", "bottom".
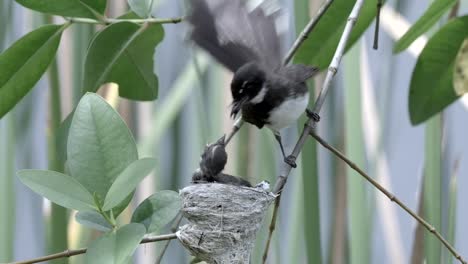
{"left": 266, "top": 93, "right": 309, "bottom": 131}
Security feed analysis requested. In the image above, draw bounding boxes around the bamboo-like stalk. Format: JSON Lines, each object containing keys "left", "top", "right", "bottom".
{"left": 293, "top": 0, "right": 322, "bottom": 263}
{"left": 424, "top": 116, "right": 443, "bottom": 264}
{"left": 344, "top": 42, "right": 371, "bottom": 264}
{"left": 263, "top": 0, "right": 364, "bottom": 261}
{"left": 46, "top": 45, "right": 68, "bottom": 264}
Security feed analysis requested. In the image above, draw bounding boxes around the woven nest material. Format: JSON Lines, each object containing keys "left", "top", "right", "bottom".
{"left": 177, "top": 183, "right": 276, "bottom": 264}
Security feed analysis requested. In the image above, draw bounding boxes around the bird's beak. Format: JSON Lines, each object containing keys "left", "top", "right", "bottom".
{"left": 216, "top": 135, "right": 226, "bottom": 145}
{"left": 230, "top": 97, "right": 248, "bottom": 118}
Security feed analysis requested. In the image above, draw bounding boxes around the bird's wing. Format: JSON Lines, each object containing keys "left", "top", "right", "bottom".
{"left": 187, "top": 0, "right": 282, "bottom": 72}
{"left": 277, "top": 64, "right": 319, "bottom": 83}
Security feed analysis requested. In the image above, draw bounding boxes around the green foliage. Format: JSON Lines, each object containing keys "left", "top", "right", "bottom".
{"left": 0, "top": 24, "right": 65, "bottom": 118}
{"left": 131, "top": 191, "right": 182, "bottom": 233}
{"left": 15, "top": 0, "right": 107, "bottom": 19}
{"left": 393, "top": 0, "right": 457, "bottom": 53}
{"left": 128, "top": 0, "right": 156, "bottom": 18}
{"left": 83, "top": 22, "right": 163, "bottom": 100}
{"left": 17, "top": 170, "right": 95, "bottom": 211}
{"left": 294, "top": 0, "right": 380, "bottom": 69}
{"left": 86, "top": 223, "right": 146, "bottom": 264}
{"left": 446, "top": 172, "right": 458, "bottom": 264}
{"left": 67, "top": 93, "right": 138, "bottom": 201}
{"left": 294, "top": 0, "right": 322, "bottom": 262}
{"left": 409, "top": 16, "right": 468, "bottom": 125}
{"left": 424, "top": 116, "right": 442, "bottom": 264}
{"left": 76, "top": 211, "right": 113, "bottom": 232}
{"left": 103, "top": 158, "right": 157, "bottom": 211}
{"left": 17, "top": 94, "right": 182, "bottom": 262}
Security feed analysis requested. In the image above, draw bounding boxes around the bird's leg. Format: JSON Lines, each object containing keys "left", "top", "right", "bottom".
{"left": 273, "top": 132, "right": 297, "bottom": 168}
{"left": 306, "top": 108, "right": 321, "bottom": 122}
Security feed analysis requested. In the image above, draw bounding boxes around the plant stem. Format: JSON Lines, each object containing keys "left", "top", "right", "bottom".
{"left": 12, "top": 234, "right": 178, "bottom": 264}
{"left": 283, "top": 0, "right": 334, "bottom": 65}
{"left": 46, "top": 44, "right": 68, "bottom": 264}
{"left": 263, "top": 0, "right": 364, "bottom": 260}
{"left": 310, "top": 131, "right": 467, "bottom": 264}
{"left": 373, "top": 0, "right": 382, "bottom": 49}
{"left": 67, "top": 17, "right": 183, "bottom": 25}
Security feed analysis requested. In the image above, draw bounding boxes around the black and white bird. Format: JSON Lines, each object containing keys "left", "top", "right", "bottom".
{"left": 188, "top": 0, "right": 318, "bottom": 168}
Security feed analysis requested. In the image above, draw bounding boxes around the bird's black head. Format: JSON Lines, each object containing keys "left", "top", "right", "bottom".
{"left": 230, "top": 62, "right": 266, "bottom": 118}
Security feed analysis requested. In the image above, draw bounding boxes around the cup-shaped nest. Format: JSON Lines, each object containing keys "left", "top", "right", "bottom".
{"left": 177, "top": 183, "right": 276, "bottom": 264}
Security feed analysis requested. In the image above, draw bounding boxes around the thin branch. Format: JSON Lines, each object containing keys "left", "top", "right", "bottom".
{"left": 283, "top": 0, "right": 334, "bottom": 65}
{"left": 154, "top": 213, "right": 184, "bottom": 264}
{"left": 12, "top": 233, "right": 177, "bottom": 264}
{"left": 67, "top": 16, "right": 183, "bottom": 25}
{"left": 261, "top": 195, "right": 282, "bottom": 263}
{"left": 310, "top": 131, "right": 467, "bottom": 264}
{"left": 448, "top": 0, "right": 460, "bottom": 19}
{"left": 263, "top": 0, "right": 365, "bottom": 261}
{"left": 373, "top": 0, "right": 383, "bottom": 49}
{"left": 224, "top": 118, "right": 244, "bottom": 145}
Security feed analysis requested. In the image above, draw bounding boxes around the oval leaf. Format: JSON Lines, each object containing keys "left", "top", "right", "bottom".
{"left": 394, "top": 0, "right": 457, "bottom": 53}
{"left": 128, "top": 0, "right": 156, "bottom": 18}
{"left": 76, "top": 210, "right": 112, "bottom": 232}
{"left": 15, "top": 0, "right": 107, "bottom": 19}
{"left": 67, "top": 93, "right": 138, "bottom": 201}
{"left": 453, "top": 38, "right": 468, "bottom": 95}
{"left": 83, "top": 22, "right": 163, "bottom": 100}
{"left": 409, "top": 16, "right": 468, "bottom": 125}
{"left": 86, "top": 223, "right": 146, "bottom": 264}
{"left": 0, "top": 24, "right": 64, "bottom": 118}
{"left": 103, "top": 158, "right": 156, "bottom": 211}
{"left": 131, "top": 190, "right": 181, "bottom": 233}
{"left": 294, "top": 0, "right": 379, "bottom": 69}
{"left": 17, "top": 169, "right": 95, "bottom": 211}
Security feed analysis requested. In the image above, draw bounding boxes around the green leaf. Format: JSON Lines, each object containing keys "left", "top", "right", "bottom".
{"left": 445, "top": 167, "right": 458, "bottom": 264}
{"left": 15, "top": 0, "right": 106, "bottom": 19}
{"left": 294, "top": 1, "right": 322, "bottom": 263}
{"left": 393, "top": 0, "right": 457, "bottom": 53}
{"left": 131, "top": 190, "right": 181, "bottom": 233}
{"left": 423, "top": 116, "right": 442, "bottom": 264}
{"left": 409, "top": 16, "right": 468, "bottom": 125}
{"left": 294, "top": 0, "right": 380, "bottom": 69}
{"left": 344, "top": 43, "right": 372, "bottom": 264}
{"left": 86, "top": 223, "right": 146, "bottom": 264}
{"left": 67, "top": 93, "right": 138, "bottom": 201}
{"left": 76, "top": 210, "right": 112, "bottom": 232}
{"left": 83, "top": 22, "right": 164, "bottom": 101}
{"left": 128, "top": 0, "right": 156, "bottom": 18}
{"left": 0, "top": 24, "right": 65, "bottom": 118}
{"left": 17, "top": 169, "right": 95, "bottom": 211}
{"left": 453, "top": 38, "right": 468, "bottom": 95}
{"left": 103, "top": 158, "right": 156, "bottom": 211}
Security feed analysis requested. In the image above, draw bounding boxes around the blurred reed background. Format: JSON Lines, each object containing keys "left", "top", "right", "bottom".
{"left": 1, "top": 0, "right": 467, "bottom": 263}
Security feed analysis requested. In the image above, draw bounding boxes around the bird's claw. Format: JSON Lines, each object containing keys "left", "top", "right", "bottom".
{"left": 306, "top": 109, "right": 320, "bottom": 122}
{"left": 284, "top": 155, "right": 297, "bottom": 168}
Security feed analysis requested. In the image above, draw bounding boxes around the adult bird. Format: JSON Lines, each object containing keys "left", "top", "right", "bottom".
{"left": 187, "top": 0, "right": 318, "bottom": 168}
